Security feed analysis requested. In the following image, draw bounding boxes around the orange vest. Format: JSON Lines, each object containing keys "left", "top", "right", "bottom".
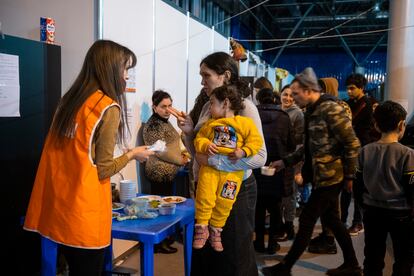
{"left": 24, "top": 90, "right": 119, "bottom": 248}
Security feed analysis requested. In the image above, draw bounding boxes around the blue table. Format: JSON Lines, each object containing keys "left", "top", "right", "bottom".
{"left": 108, "top": 198, "right": 195, "bottom": 276}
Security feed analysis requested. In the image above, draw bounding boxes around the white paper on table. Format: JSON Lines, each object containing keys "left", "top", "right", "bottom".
{"left": 0, "top": 53, "right": 20, "bottom": 117}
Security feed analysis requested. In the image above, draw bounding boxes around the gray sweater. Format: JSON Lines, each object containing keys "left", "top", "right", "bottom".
{"left": 356, "top": 142, "right": 414, "bottom": 210}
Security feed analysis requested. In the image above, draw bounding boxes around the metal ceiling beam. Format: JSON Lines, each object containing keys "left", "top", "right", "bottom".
{"left": 274, "top": 13, "right": 388, "bottom": 23}
{"left": 362, "top": 34, "right": 386, "bottom": 63}
{"left": 279, "top": 24, "right": 389, "bottom": 30}
{"left": 239, "top": 0, "right": 273, "bottom": 37}
{"left": 265, "top": 0, "right": 373, "bottom": 7}
{"left": 271, "top": 3, "right": 315, "bottom": 66}
{"left": 335, "top": 29, "right": 359, "bottom": 66}
{"left": 283, "top": 43, "right": 387, "bottom": 48}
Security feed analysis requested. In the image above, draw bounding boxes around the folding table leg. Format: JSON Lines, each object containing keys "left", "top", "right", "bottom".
{"left": 103, "top": 243, "right": 113, "bottom": 275}
{"left": 41, "top": 236, "right": 57, "bottom": 276}
{"left": 183, "top": 220, "right": 194, "bottom": 276}
{"left": 140, "top": 242, "right": 154, "bottom": 276}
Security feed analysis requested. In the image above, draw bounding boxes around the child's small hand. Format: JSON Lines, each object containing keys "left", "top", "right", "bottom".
{"left": 207, "top": 143, "right": 219, "bottom": 156}
{"left": 294, "top": 173, "right": 303, "bottom": 186}
{"left": 228, "top": 148, "right": 246, "bottom": 162}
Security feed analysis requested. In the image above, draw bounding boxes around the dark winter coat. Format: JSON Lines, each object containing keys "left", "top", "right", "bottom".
{"left": 253, "top": 104, "right": 295, "bottom": 197}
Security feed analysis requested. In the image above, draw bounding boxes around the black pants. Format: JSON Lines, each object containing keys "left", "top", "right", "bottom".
{"left": 363, "top": 205, "right": 414, "bottom": 276}
{"left": 284, "top": 183, "right": 358, "bottom": 268}
{"left": 191, "top": 173, "right": 258, "bottom": 276}
{"left": 341, "top": 189, "right": 363, "bottom": 225}
{"left": 61, "top": 245, "right": 106, "bottom": 276}
{"left": 255, "top": 195, "right": 282, "bottom": 240}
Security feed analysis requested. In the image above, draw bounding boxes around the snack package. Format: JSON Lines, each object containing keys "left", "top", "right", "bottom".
{"left": 148, "top": 140, "right": 166, "bottom": 152}
{"left": 40, "top": 17, "right": 55, "bottom": 44}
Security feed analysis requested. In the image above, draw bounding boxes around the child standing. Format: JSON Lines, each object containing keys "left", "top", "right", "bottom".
{"left": 193, "top": 85, "right": 263, "bottom": 252}
{"left": 354, "top": 100, "right": 414, "bottom": 276}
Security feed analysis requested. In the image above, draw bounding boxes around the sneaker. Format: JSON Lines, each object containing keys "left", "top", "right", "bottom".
{"left": 308, "top": 233, "right": 337, "bottom": 254}
{"left": 284, "top": 221, "right": 295, "bottom": 240}
{"left": 192, "top": 224, "right": 209, "bottom": 249}
{"left": 348, "top": 224, "right": 364, "bottom": 236}
{"left": 253, "top": 239, "right": 266, "bottom": 253}
{"left": 262, "top": 262, "right": 292, "bottom": 276}
{"left": 326, "top": 263, "right": 362, "bottom": 275}
{"left": 275, "top": 231, "right": 288, "bottom": 242}
{"left": 208, "top": 226, "right": 223, "bottom": 252}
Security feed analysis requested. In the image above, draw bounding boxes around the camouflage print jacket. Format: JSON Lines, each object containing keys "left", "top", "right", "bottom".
{"left": 283, "top": 94, "right": 361, "bottom": 188}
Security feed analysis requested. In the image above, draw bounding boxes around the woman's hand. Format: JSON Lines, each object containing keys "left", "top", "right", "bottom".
{"left": 269, "top": 160, "right": 285, "bottom": 172}
{"left": 195, "top": 152, "right": 209, "bottom": 166}
{"left": 127, "top": 146, "right": 155, "bottom": 163}
{"left": 176, "top": 113, "right": 194, "bottom": 136}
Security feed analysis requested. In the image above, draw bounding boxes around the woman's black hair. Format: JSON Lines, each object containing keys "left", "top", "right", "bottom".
{"left": 256, "top": 88, "right": 275, "bottom": 105}
{"left": 280, "top": 84, "right": 290, "bottom": 93}
{"left": 200, "top": 52, "right": 250, "bottom": 98}
{"left": 152, "top": 90, "right": 172, "bottom": 106}
{"left": 211, "top": 85, "right": 245, "bottom": 115}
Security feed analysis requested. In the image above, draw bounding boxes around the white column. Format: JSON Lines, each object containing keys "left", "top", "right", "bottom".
{"left": 385, "top": 0, "right": 414, "bottom": 115}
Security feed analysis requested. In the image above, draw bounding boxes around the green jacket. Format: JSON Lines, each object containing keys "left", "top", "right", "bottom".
{"left": 284, "top": 94, "right": 360, "bottom": 188}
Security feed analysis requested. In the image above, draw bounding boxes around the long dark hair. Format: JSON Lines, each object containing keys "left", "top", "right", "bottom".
{"left": 200, "top": 52, "right": 250, "bottom": 98}
{"left": 51, "top": 40, "right": 136, "bottom": 146}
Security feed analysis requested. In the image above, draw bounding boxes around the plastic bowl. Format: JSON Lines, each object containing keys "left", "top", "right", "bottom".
{"left": 159, "top": 203, "right": 176, "bottom": 215}
{"left": 261, "top": 166, "right": 276, "bottom": 176}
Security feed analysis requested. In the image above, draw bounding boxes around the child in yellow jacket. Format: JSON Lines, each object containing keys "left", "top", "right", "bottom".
{"left": 193, "top": 85, "right": 263, "bottom": 251}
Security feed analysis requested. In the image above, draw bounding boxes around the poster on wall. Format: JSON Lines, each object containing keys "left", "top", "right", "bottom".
{"left": 125, "top": 67, "right": 136, "bottom": 93}
{"left": 0, "top": 53, "right": 20, "bottom": 117}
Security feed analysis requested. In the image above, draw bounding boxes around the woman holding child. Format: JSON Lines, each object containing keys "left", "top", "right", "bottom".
{"left": 177, "top": 52, "right": 266, "bottom": 276}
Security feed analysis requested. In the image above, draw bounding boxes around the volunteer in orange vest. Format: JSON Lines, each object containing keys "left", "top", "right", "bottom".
{"left": 24, "top": 40, "right": 154, "bottom": 275}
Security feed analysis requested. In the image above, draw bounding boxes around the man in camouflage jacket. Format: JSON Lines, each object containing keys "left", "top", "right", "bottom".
{"left": 262, "top": 68, "right": 362, "bottom": 276}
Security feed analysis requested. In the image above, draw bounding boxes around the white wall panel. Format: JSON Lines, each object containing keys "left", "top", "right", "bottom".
{"left": 155, "top": 1, "right": 187, "bottom": 114}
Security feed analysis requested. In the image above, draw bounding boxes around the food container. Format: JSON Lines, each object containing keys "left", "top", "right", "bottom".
{"left": 261, "top": 166, "right": 276, "bottom": 176}
{"left": 124, "top": 198, "right": 148, "bottom": 216}
{"left": 158, "top": 203, "right": 176, "bottom": 215}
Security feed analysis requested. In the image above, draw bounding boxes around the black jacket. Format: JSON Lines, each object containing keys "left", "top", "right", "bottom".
{"left": 253, "top": 104, "right": 295, "bottom": 197}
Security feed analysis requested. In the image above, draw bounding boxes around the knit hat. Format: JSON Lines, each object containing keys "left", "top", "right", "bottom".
{"left": 294, "top": 67, "right": 321, "bottom": 91}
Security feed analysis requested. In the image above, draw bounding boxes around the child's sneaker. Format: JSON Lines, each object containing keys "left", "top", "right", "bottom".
{"left": 193, "top": 224, "right": 209, "bottom": 249}
{"left": 209, "top": 226, "right": 223, "bottom": 252}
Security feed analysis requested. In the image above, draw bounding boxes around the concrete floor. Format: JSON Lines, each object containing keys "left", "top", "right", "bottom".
{"left": 114, "top": 218, "right": 396, "bottom": 276}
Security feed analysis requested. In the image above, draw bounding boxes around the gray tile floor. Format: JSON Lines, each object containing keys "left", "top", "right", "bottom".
{"left": 114, "top": 218, "right": 396, "bottom": 276}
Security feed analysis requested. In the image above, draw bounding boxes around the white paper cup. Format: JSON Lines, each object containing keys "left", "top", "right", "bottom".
{"left": 261, "top": 166, "right": 276, "bottom": 176}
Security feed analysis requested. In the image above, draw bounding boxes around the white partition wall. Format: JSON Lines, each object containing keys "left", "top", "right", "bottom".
{"left": 101, "top": 0, "right": 229, "bottom": 181}
{"left": 155, "top": 1, "right": 187, "bottom": 113}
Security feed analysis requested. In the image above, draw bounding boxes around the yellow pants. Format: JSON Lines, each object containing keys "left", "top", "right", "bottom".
{"left": 195, "top": 165, "right": 244, "bottom": 228}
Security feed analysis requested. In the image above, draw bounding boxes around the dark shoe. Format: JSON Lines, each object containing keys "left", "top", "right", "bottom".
{"left": 253, "top": 239, "right": 266, "bottom": 253}
{"left": 275, "top": 231, "right": 288, "bottom": 242}
{"left": 154, "top": 242, "right": 178, "bottom": 254}
{"left": 326, "top": 263, "right": 362, "bottom": 275}
{"left": 267, "top": 238, "right": 281, "bottom": 255}
{"left": 308, "top": 233, "right": 337, "bottom": 254}
{"left": 284, "top": 221, "right": 295, "bottom": 240}
{"left": 348, "top": 224, "right": 364, "bottom": 236}
{"left": 166, "top": 236, "right": 175, "bottom": 245}
{"left": 262, "top": 263, "right": 292, "bottom": 276}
